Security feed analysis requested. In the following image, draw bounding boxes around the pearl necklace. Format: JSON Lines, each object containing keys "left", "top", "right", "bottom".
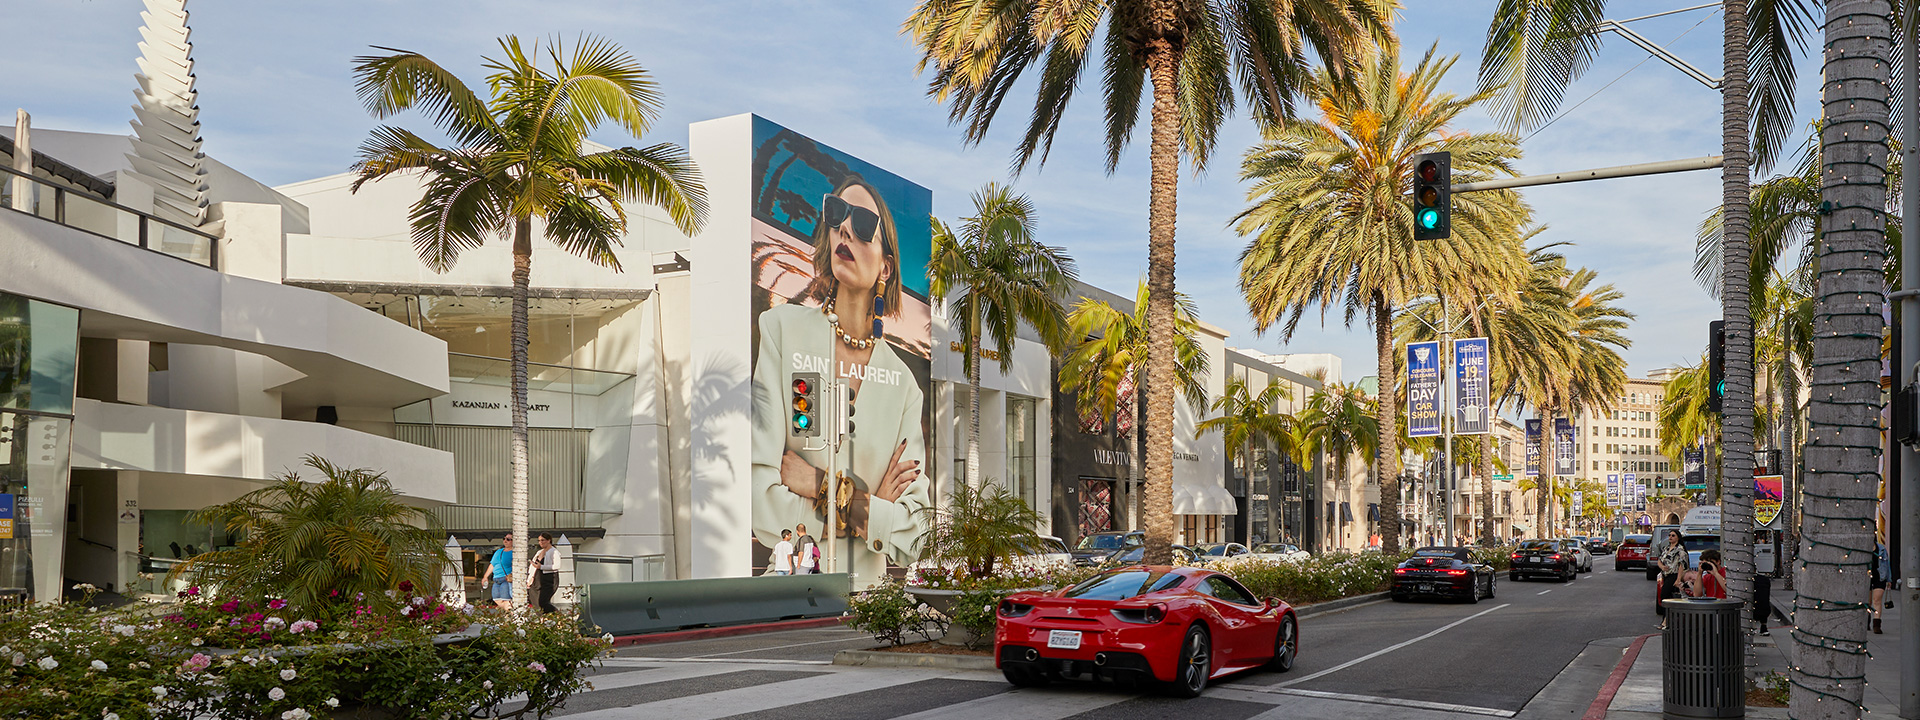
{"left": 823, "top": 298, "right": 875, "bottom": 350}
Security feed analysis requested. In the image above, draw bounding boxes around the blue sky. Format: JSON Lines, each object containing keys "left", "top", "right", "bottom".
{"left": 3, "top": 1, "right": 1820, "bottom": 384}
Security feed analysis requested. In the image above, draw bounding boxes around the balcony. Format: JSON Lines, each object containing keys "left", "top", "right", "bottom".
{"left": 1, "top": 164, "right": 215, "bottom": 268}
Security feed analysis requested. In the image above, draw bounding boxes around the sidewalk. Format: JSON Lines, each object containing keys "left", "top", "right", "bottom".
{"left": 1602, "top": 590, "right": 1903, "bottom": 718}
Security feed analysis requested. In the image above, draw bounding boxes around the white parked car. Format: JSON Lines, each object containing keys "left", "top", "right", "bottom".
{"left": 1558, "top": 538, "right": 1595, "bottom": 573}
{"left": 1247, "top": 543, "right": 1311, "bottom": 563}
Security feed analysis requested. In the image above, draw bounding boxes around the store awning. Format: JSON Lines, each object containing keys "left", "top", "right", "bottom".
{"left": 1174, "top": 483, "right": 1238, "bottom": 515}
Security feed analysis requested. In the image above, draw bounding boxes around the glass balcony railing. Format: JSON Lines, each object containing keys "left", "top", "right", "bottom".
{"left": 1, "top": 164, "right": 217, "bottom": 268}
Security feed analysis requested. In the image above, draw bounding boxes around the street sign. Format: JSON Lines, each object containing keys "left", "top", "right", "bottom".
{"left": 1492, "top": 474, "right": 1514, "bottom": 481}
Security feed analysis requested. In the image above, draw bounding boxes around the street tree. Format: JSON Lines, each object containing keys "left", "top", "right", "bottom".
{"left": 1199, "top": 377, "right": 1300, "bottom": 542}
{"left": 906, "top": 0, "right": 1390, "bottom": 564}
{"left": 1235, "top": 44, "right": 1530, "bottom": 552}
{"left": 351, "top": 36, "right": 708, "bottom": 607}
{"left": 929, "top": 183, "right": 1079, "bottom": 490}
{"left": 1292, "top": 382, "right": 1378, "bottom": 550}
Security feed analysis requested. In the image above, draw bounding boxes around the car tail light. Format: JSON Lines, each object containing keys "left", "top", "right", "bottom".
{"left": 1445, "top": 569, "right": 1468, "bottom": 576}
{"left": 1111, "top": 603, "right": 1167, "bottom": 624}
{"left": 998, "top": 600, "right": 1033, "bottom": 618}
{"left": 1550, "top": 554, "right": 1563, "bottom": 561}
{"left": 1510, "top": 553, "right": 1522, "bottom": 560}
{"left": 1394, "top": 568, "right": 1409, "bottom": 575}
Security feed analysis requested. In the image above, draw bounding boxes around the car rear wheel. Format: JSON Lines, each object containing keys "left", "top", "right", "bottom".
{"left": 1268, "top": 615, "right": 1297, "bottom": 672}
{"left": 1167, "top": 625, "right": 1211, "bottom": 698}
{"left": 1002, "top": 665, "right": 1050, "bottom": 688}
{"left": 1485, "top": 575, "right": 1496, "bottom": 599}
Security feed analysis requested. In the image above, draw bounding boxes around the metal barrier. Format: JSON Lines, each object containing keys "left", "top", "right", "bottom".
{"left": 1661, "top": 598, "right": 1743, "bottom": 719}
{"left": 580, "top": 573, "right": 850, "bottom": 636}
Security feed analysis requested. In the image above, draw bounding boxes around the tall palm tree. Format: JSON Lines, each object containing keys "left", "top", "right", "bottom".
{"left": 1058, "top": 280, "right": 1211, "bottom": 522}
{"left": 1479, "top": 0, "right": 1817, "bottom": 652}
{"left": 906, "top": 0, "right": 1391, "bottom": 565}
{"left": 929, "top": 183, "right": 1080, "bottom": 490}
{"left": 351, "top": 37, "right": 708, "bottom": 607}
{"left": 1236, "top": 44, "right": 1532, "bottom": 553}
{"left": 1398, "top": 238, "right": 1578, "bottom": 544}
{"left": 1198, "top": 377, "right": 1300, "bottom": 542}
{"left": 1293, "top": 382, "right": 1379, "bottom": 550}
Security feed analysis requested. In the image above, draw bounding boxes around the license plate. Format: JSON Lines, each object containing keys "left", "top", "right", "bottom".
{"left": 1532, "top": 557, "right": 1544, "bottom": 563}
{"left": 1418, "top": 584, "right": 1433, "bottom": 592}
{"left": 1047, "top": 630, "right": 1082, "bottom": 650}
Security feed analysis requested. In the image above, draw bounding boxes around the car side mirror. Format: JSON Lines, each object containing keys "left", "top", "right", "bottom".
{"left": 1264, "top": 597, "right": 1280, "bottom": 610}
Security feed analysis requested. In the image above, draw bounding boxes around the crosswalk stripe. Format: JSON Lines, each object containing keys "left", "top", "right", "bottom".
{"left": 555, "top": 666, "right": 961, "bottom": 720}
{"left": 578, "top": 662, "right": 759, "bottom": 694}
{"left": 888, "top": 684, "right": 1133, "bottom": 720}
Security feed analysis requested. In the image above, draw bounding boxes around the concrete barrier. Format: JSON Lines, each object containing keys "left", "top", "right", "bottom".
{"left": 580, "top": 573, "right": 851, "bottom": 636}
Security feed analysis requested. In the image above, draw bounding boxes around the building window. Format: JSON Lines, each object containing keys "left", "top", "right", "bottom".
{"left": 1006, "top": 396, "right": 1039, "bottom": 507}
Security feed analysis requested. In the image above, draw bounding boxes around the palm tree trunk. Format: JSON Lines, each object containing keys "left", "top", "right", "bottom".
{"left": 967, "top": 312, "right": 982, "bottom": 490}
{"left": 1375, "top": 296, "right": 1402, "bottom": 552}
{"left": 1139, "top": 32, "right": 1181, "bottom": 565}
{"left": 509, "top": 216, "right": 533, "bottom": 610}
{"left": 1718, "top": 0, "right": 1758, "bottom": 649}
{"left": 1797, "top": 0, "right": 1888, "bottom": 714}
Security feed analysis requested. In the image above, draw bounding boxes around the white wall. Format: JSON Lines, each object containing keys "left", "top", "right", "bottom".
{"left": 69, "top": 398, "right": 458, "bottom": 504}
{"left": 683, "top": 114, "right": 755, "bottom": 579}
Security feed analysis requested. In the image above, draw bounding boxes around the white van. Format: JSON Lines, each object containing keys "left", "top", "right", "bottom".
{"left": 1681, "top": 506, "right": 1722, "bottom": 537}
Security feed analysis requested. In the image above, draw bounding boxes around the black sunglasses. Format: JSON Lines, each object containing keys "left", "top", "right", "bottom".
{"left": 822, "top": 193, "right": 881, "bottom": 244}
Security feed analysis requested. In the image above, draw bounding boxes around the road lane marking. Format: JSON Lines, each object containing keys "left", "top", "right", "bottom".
{"left": 1224, "top": 685, "right": 1518, "bottom": 718}
{"left": 611, "top": 657, "right": 833, "bottom": 665}
{"left": 1276, "top": 603, "right": 1510, "bottom": 687}
{"left": 1538, "top": 589, "right": 1553, "bottom": 595}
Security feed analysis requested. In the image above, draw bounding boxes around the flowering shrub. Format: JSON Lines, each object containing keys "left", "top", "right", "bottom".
{"left": 1212, "top": 551, "right": 1413, "bottom": 604}
{"left": 844, "top": 580, "right": 939, "bottom": 647}
{"left": 0, "top": 587, "right": 608, "bottom": 720}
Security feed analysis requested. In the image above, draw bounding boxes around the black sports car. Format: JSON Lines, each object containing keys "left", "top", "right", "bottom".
{"left": 1509, "top": 539, "right": 1579, "bottom": 582}
{"left": 1390, "top": 547, "right": 1496, "bottom": 603}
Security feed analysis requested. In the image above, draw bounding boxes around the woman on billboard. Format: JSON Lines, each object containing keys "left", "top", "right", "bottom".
{"left": 751, "top": 177, "right": 929, "bottom": 583}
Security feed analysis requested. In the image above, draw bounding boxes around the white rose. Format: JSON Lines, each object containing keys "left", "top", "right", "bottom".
{"left": 152, "top": 686, "right": 168, "bottom": 698}
{"left": 268, "top": 687, "right": 286, "bottom": 701}
{"left": 325, "top": 698, "right": 339, "bottom": 708}
{"left": 9, "top": 653, "right": 23, "bottom": 667}
{"left": 90, "top": 660, "right": 108, "bottom": 671}
{"left": 281, "top": 709, "right": 310, "bottom": 720}
{"left": 482, "top": 680, "right": 493, "bottom": 690}
{"left": 281, "top": 667, "right": 297, "bottom": 681}
{"left": 36, "top": 657, "right": 57, "bottom": 670}
{"left": 104, "top": 713, "right": 120, "bottom": 720}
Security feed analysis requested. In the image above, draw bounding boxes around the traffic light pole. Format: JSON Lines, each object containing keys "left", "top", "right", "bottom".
{"left": 1900, "top": 3, "right": 1920, "bottom": 714}
{"left": 1452, "top": 156, "right": 1724, "bottom": 194}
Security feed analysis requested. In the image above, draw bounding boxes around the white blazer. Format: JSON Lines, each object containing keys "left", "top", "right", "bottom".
{"left": 751, "top": 303, "right": 931, "bottom": 583}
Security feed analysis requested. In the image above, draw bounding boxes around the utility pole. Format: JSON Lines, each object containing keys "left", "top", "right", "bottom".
{"left": 1899, "top": 0, "right": 1920, "bottom": 713}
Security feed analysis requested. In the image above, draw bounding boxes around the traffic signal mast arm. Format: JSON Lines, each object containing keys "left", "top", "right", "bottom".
{"left": 1452, "top": 156, "right": 1723, "bottom": 193}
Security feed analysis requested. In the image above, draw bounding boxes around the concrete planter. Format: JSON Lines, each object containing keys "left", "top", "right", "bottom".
{"left": 904, "top": 586, "right": 1039, "bottom": 647}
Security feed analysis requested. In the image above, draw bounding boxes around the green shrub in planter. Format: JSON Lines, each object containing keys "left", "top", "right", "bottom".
{"left": 845, "top": 580, "right": 937, "bottom": 647}
{"left": 948, "top": 589, "right": 1008, "bottom": 650}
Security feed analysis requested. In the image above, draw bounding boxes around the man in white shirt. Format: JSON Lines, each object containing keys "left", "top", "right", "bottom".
{"left": 769, "top": 529, "right": 795, "bottom": 576}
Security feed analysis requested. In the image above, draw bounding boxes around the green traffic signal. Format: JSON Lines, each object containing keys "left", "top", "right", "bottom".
{"left": 1418, "top": 208, "right": 1440, "bottom": 230}
{"left": 793, "top": 412, "right": 810, "bottom": 430}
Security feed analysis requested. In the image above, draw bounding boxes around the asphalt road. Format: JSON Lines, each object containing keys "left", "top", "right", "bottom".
{"left": 564, "top": 559, "right": 1659, "bottom": 718}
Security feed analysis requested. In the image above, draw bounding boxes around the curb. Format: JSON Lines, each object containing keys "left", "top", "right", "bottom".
{"left": 1295, "top": 591, "right": 1389, "bottom": 618}
{"left": 1584, "top": 633, "right": 1656, "bottom": 720}
{"left": 833, "top": 648, "right": 996, "bottom": 671}
{"left": 609, "top": 616, "right": 846, "bottom": 648}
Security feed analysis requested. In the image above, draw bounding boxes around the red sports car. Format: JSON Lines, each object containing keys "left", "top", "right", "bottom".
{"left": 993, "top": 565, "right": 1298, "bottom": 697}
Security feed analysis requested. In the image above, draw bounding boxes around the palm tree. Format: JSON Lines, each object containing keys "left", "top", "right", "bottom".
{"left": 1058, "top": 280, "right": 1211, "bottom": 525}
{"left": 906, "top": 0, "right": 1390, "bottom": 565}
{"left": 1198, "top": 377, "right": 1300, "bottom": 542}
{"left": 172, "top": 456, "right": 446, "bottom": 611}
{"left": 1293, "top": 382, "right": 1379, "bottom": 551}
{"left": 1235, "top": 45, "right": 1532, "bottom": 553}
{"left": 1480, "top": 0, "right": 1817, "bottom": 654}
{"left": 350, "top": 37, "right": 708, "bottom": 607}
{"left": 917, "top": 482, "right": 1046, "bottom": 578}
{"left": 929, "top": 183, "right": 1079, "bottom": 490}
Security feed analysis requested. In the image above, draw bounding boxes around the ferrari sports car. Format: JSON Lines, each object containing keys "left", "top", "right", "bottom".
{"left": 994, "top": 566, "right": 1298, "bottom": 698}
{"left": 1390, "top": 547, "right": 1496, "bottom": 603}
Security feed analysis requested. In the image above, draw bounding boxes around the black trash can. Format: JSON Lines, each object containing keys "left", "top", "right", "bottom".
{"left": 1662, "top": 598, "right": 1744, "bottom": 719}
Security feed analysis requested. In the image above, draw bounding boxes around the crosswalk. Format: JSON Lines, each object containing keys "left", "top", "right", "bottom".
{"left": 534, "top": 657, "right": 1499, "bottom": 720}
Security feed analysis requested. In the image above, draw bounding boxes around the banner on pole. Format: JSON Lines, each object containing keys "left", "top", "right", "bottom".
{"left": 1684, "top": 447, "right": 1706, "bottom": 490}
{"left": 1553, "top": 418, "right": 1576, "bottom": 477}
{"left": 1756, "top": 475, "right": 1784, "bottom": 528}
{"left": 1453, "top": 338, "right": 1490, "bottom": 435}
{"left": 1407, "top": 341, "right": 1441, "bottom": 438}
{"left": 1525, "top": 419, "right": 1541, "bottom": 477}
{"left": 1606, "top": 474, "right": 1620, "bottom": 508}
{"left": 1633, "top": 477, "right": 1647, "bottom": 511}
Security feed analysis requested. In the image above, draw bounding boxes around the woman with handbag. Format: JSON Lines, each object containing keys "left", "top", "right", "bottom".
{"left": 528, "top": 533, "right": 560, "bottom": 614}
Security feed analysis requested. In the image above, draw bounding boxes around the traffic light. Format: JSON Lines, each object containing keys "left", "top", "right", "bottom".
{"left": 838, "top": 385, "right": 857, "bottom": 437}
{"left": 1412, "top": 152, "right": 1451, "bottom": 240}
{"left": 791, "top": 372, "right": 821, "bottom": 437}
{"left": 1706, "top": 320, "right": 1725, "bottom": 414}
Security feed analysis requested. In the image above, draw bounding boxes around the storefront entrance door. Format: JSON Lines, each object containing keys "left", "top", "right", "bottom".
{"left": 1079, "top": 478, "right": 1114, "bottom": 537}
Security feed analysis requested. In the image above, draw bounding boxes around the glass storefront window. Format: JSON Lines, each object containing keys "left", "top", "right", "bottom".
{"left": 0, "top": 412, "right": 73, "bottom": 603}
{"left": 1006, "top": 396, "right": 1038, "bottom": 507}
{"left": 0, "top": 292, "right": 80, "bottom": 415}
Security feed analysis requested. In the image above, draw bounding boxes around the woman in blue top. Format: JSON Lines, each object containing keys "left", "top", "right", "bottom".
{"left": 487, "top": 534, "right": 515, "bottom": 610}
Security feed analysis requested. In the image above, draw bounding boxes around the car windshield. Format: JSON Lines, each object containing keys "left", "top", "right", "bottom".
{"left": 1414, "top": 547, "right": 1467, "bottom": 560}
{"left": 1254, "top": 544, "right": 1296, "bottom": 554}
{"left": 1518, "top": 540, "right": 1557, "bottom": 551}
{"left": 1622, "top": 535, "right": 1651, "bottom": 547}
{"left": 1201, "top": 544, "right": 1230, "bottom": 556}
{"left": 1064, "top": 570, "right": 1183, "bottom": 600}
{"left": 1078, "top": 534, "right": 1127, "bottom": 551}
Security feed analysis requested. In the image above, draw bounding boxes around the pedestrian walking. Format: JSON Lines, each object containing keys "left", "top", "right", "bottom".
{"left": 769, "top": 530, "right": 795, "bottom": 576}
{"left": 1656, "top": 529, "right": 1686, "bottom": 628}
{"left": 1871, "top": 540, "right": 1890, "bottom": 634}
{"left": 529, "top": 533, "right": 560, "bottom": 614}
{"left": 794, "top": 523, "right": 819, "bottom": 575}
{"left": 485, "top": 534, "right": 515, "bottom": 610}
